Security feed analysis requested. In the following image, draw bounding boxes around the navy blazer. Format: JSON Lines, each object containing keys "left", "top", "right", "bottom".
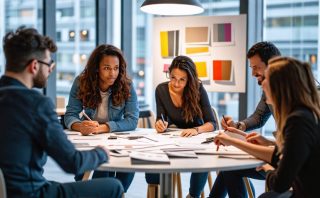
{"left": 0, "top": 76, "right": 108, "bottom": 197}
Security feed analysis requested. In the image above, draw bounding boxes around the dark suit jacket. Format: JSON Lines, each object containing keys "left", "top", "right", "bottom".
{"left": 0, "top": 76, "right": 108, "bottom": 197}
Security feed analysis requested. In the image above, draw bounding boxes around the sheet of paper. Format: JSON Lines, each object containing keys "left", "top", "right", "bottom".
{"left": 224, "top": 131, "right": 246, "bottom": 141}
{"left": 195, "top": 146, "right": 249, "bottom": 155}
{"left": 130, "top": 151, "right": 170, "bottom": 164}
{"left": 218, "top": 155, "right": 256, "bottom": 159}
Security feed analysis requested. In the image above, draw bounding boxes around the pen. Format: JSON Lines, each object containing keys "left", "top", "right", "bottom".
{"left": 218, "top": 115, "right": 228, "bottom": 151}
{"left": 82, "top": 106, "right": 92, "bottom": 121}
{"left": 160, "top": 113, "right": 167, "bottom": 132}
{"left": 160, "top": 113, "right": 166, "bottom": 124}
{"left": 222, "top": 115, "right": 228, "bottom": 128}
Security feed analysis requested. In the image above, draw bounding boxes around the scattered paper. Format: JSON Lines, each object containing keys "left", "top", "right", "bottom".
{"left": 218, "top": 155, "right": 256, "bottom": 159}
{"left": 130, "top": 151, "right": 170, "bottom": 164}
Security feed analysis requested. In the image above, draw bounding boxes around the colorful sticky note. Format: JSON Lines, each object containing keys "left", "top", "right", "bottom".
{"left": 186, "top": 47, "right": 209, "bottom": 55}
{"left": 195, "top": 62, "right": 208, "bottom": 78}
{"left": 160, "top": 30, "right": 179, "bottom": 58}
{"left": 213, "top": 60, "right": 232, "bottom": 80}
{"left": 185, "top": 27, "right": 209, "bottom": 44}
{"left": 213, "top": 23, "right": 232, "bottom": 42}
{"left": 163, "top": 64, "right": 170, "bottom": 72}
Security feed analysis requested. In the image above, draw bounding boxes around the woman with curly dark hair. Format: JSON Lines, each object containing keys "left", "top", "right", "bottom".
{"left": 64, "top": 44, "right": 138, "bottom": 192}
{"left": 146, "top": 55, "right": 217, "bottom": 198}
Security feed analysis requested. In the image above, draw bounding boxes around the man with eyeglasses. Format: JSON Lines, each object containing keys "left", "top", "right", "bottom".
{"left": 0, "top": 27, "right": 123, "bottom": 198}
{"left": 209, "top": 41, "right": 281, "bottom": 198}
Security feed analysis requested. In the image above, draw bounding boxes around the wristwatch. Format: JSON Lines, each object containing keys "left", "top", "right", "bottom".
{"left": 236, "top": 122, "right": 246, "bottom": 131}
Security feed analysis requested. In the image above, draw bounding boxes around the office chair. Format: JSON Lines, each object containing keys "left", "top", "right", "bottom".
{"left": 138, "top": 110, "right": 155, "bottom": 128}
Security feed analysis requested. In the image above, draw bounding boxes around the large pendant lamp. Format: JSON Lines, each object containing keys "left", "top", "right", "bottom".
{"left": 140, "top": 0, "right": 204, "bottom": 16}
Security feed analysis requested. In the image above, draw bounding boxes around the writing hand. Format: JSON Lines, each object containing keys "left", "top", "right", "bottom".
{"left": 214, "top": 131, "right": 231, "bottom": 146}
{"left": 221, "top": 115, "right": 237, "bottom": 129}
{"left": 80, "top": 121, "right": 99, "bottom": 135}
{"left": 155, "top": 120, "right": 168, "bottom": 133}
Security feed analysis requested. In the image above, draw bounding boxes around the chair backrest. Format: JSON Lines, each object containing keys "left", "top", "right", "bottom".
{"left": 0, "top": 168, "right": 7, "bottom": 198}
{"left": 211, "top": 106, "right": 221, "bottom": 130}
{"left": 138, "top": 110, "right": 155, "bottom": 128}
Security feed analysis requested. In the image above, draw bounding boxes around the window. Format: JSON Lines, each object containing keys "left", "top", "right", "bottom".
{"left": 80, "top": 29, "right": 89, "bottom": 41}
{"left": 68, "top": 30, "right": 75, "bottom": 41}
{"left": 0, "top": 0, "right": 43, "bottom": 75}
{"left": 56, "top": 0, "right": 96, "bottom": 104}
{"left": 57, "top": 7, "right": 74, "bottom": 17}
{"left": 263, "top": 0, "right": 319, "bottom": 135}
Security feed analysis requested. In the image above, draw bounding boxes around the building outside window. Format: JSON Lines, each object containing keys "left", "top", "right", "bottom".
{"left": 0, "top": 0, "right": 43, "bottom": 75}
{"left": 262, "top": 0, "right": 319, "bottom": 135}
{"left": 55, "top": 0, "right": 96, "bottom": 104}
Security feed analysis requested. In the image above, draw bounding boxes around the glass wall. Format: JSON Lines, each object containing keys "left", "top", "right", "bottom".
{"left": 262, "top": 0, "right": 319, "bottom": 135}
{"left": 0, "top": 0, "right": 43, "bottom": 75}
{"left": 55, "top": 0, "right": 96, "bottom": 104}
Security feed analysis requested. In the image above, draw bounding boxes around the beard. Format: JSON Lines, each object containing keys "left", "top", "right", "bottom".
{"left": 33, "top": 68, "right": 47, "bottom": 88}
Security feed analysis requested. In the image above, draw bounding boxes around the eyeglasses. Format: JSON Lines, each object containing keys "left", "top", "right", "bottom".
{"left": 168, "top": 76, "right": 187, "bottom": 85}
{"left": 37, "top": 59, "right": 55, "bottom": 67}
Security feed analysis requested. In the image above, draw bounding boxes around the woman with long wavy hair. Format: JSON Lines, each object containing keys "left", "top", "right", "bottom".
{"left": 213, "top": 57, "right": 320, "bottom": 198}
{"left": 146, "top": 55, "right": 217, "bottom": 198}
{"left": 64, "top": 44, "right": 138, "bottom": 193}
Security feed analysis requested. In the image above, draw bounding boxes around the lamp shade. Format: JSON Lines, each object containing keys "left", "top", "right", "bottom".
{"left": 140, "top": 0, "right": 204, "bottom": 16}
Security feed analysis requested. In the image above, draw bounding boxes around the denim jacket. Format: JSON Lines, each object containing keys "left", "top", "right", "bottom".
{"left": 64, "top": 76, "right": 139, "bottom": 132}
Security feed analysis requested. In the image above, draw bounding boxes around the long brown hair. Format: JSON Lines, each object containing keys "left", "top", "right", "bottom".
{"left": 169, "top": 55, "right": 202, "bottom": 122}
{"left": 78, "top": 44, "right": 131, "bottom": 108}
{"left": 267, "top": 56, "right": 320, "bottom": 150}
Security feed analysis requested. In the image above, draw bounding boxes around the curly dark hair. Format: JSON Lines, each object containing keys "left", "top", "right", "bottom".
{"left": 3, "top": 26, "right": 57, "bottom": 72}
{"left": 247, "top": 41, "right": 281, "bottom": 65}
{"left": 169, "top": 55, "right": 202, "bottom": 122}
{"left": 78, "top": 44, "right": 131, "bottom": 108}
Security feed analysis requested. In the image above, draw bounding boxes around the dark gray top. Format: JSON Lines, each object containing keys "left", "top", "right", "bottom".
{"left": 242, "top": 92, "right": 273, "bottom": 131}
{"left": 155, "top": 82, "right": 217, "bottom": 129}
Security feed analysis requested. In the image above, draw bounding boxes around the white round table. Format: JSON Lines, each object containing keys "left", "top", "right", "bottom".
{"left": 99, "top": 153, "right": 263, "bottom": 198}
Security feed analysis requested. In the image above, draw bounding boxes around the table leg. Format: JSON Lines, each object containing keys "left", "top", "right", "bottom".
{"left": 160, "top": 173, "right": 173, "bottom": 198}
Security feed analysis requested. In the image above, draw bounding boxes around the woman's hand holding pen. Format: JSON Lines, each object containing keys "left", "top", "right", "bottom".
{"left": 214, "top": 131, "right": 230, "bottom": 146}
{"left": 155, "top": 120, "right": 168, "bottom": 133}
{"left": 79, "top": 120, "right": 99, "bottom": 135}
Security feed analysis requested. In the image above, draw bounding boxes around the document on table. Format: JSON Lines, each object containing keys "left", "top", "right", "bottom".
{"left": 164, "top": 150, "right": 198, "bottom": 158}
{"left": 218, "top": 155, "right": 256, "bottom": 159}
{"left": 224, "top": 131, "right": 246, "bottom": 141}
{"left": 195, "top": 145, "right": 250, "bottom": 155}
{"left": 130, "top": 151, "right": 170, "bottom": 164}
